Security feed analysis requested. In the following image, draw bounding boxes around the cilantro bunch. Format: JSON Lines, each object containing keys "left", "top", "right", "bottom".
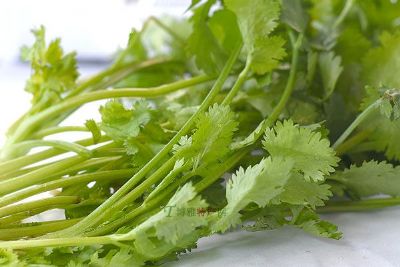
{"left": 1, "top": 0, "right": 400, "bottom": 266}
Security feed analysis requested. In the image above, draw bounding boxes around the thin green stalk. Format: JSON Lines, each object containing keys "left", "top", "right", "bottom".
{"left": 318, "top": 197, "right": 400, "bottom": 213}
{"left": 0, "top": 156, "right": 85, "bottom": 196}
{"left": 0, "top": 169, "right": 134, "bottom": 208}
{"left": 10, "top": 140, "right": 93, "bottom": 158}
{"left": 335, "top": 130, "right": 370, "bottom": 156}
{"left": 0, "top": 208, "right": 48, "bottom": 226}
{"left": 79, "top": 156, "right": 177, "bottom": 231}
{"left": 144, "top": 162, "right": 188, "bottom": 203}
{"left": 1, "top": 75, "right": 212, "bottom": 160}
{"left": 222, "top": 56, "right": 252, "bottom": 105}
{"left": 61, "top": 156, "right": 122, "bottom": 175}
{"left": 195, "top": 148, "right": 250, "bottom": 192}
{"left": 0, "top": 165, "right": 43, "bottom": 181}
{"left": 97, "top": 156, "right": 129, "bottom": 172}
{"left": 33, "top": 126, "right": 89, "bottom": 138}
{"left": 0, "top": 235, "right": 118, "bottom": 249}
{"left": 0, "top": 219, "right": 81, "bottom": 240}
{"left": 41, "top": 75, "right": 210, "bottom": 125}
{"left": 5, "top": 57, "right": 168, "bottom": 137}
{"left": 87, "top": 206, "right": 146, "bottom": 237}
{"left": 263, "top": 32, "right": 303, "bottom": 127}
{"left": 47, "top": 59, "right": 180, "bottom": 129}
{"left": 0, "top": 196, "right": 79, "bottom": 218}
{"left": 0, "top": 136, "right": 110, "bottom": 175}
{"left": 67, "top": 57, "right": 173, "bottom": 98}
{"left": 333, "top": 100, "right": 380, "bottom": 149}
{"left": 333, "top": 0, "right": 355, "bottom": 29}
{"left": 0, "top": 154, "right": 120, "bottom": 183}
{"left": 1, "top": 143, "right": 118, "bottom": 183}
{"left": 48, "top": 41, "right": 243, "bottom": 238}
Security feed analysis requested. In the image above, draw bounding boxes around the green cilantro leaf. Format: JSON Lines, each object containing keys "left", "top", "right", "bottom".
{"left": 127, "top": 183, "right": 208, "bottom": 260}
{"left": 100, "top": 100, "right": 151, "bottom": 142}
{"left": 90, "top": 248, "right": 144, "bottom": 267}
{"left": 187, "top": 0, "right": 227, "bottom": 74}
{"left": 225, "top": 0, "right": 287, "bottom": 74}
{"left": 21, "top": 26, "right": 79, "bottom": 106}
{"left": 292, "top": 207, "right": 342, "bottom": 240}
{"left": 175, "top": 104, "right": 238, "bottom": 168}
{"left": 330, "top": 161, "right": 400, "bottom": 198}
{"left": 263, "top": 120, "right": 339, "bottom": 182}
{"left": 0, "top": 249, "right": 21, "bottom": 266}
{"left": 212, "top": 156, "right": 293, "bottom": 232}
{"left": 275, "top": 173, "right": 332, "bottom": 208}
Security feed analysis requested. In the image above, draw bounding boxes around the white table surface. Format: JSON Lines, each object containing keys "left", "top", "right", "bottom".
{"left": 1, "top": 65, "right": 400, "bottom": 267}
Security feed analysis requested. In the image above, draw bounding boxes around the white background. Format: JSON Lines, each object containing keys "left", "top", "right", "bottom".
{"left": 0, "top": 1, "right": 400, "bottom": 266}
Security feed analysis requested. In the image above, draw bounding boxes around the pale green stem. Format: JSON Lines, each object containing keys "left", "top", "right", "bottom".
{"left": 33, "top": 126, "right": 89, "bottom": 138}
{"left": 222, "top": 56, "right": 252, "bottom": 105}
{"left": 332, "top": 100, "right": 380, "bottom": 149}
{"left": 0, "top": 156, "right": 84, "bottom": 196}
{"left": 0, "top": 136, "right": 110, "bottom": 175}
{"left": 1, "top": 75, "right": 211, "bottom": 160}
{"left": 0, "top": 219, "right": 81, "bottom": 240}
{"left": 0, "top": 196, "right": 79, "bottom": 218}
{"left": 0, "top": 169, "right": 134, "bottom": 208}
{"left": 10, "top": 140, "right": 93, "bottom": 158}
{"left": 333, "top": 0, "right": 355, "bottom": 29}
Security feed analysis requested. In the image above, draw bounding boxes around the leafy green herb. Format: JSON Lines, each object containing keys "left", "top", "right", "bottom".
{"left": 1, "top": 0, "right": 400, "bottom": 265}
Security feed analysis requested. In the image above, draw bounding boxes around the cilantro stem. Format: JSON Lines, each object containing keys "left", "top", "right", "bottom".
{"left": 334, "top": 130, "right": 370, "bottom": 156}
{"left": 0, "top": 169, "right": 134, "bottom": 208}
{"left": 0, "top": 196, "right": 80, "bottom": 218}
{"left": 318, "top": 197, "right": 400, "bottom": 213}
{"left": 6, "top": 58, "right": 171, "bottom": 138}
{"left": 33, "top": 126, "right": 89, "bottom": 138}
{"left": 0, "top": 156, "right": 85, "bottom": 196}
{"left": 264, "top": 32, "right": 303, "bottom": 126}
{"left": 332, "top": 100, "right": 380, "bottom": 149}
{"left": 195, "top": 148, "right": 250, "bottom": 192}
{"left": 0, "top": 219, "right": 81, "bottom": 240}
{"left": 67, "top": 57, "right": 173, "bottom": 98}
{"left": 1, "top": 75, "right": 212, "bottom": 160}
{"left": 333, "top": 0, "right": 355, "bottom": 29}
{"left": 79, "top": 155, "right": 177, "bottom": 232}
{"left": 222, "top": 57, "right": 252, "bottom": 105}
{"left": 10, "top": 140, "right": 93, "bottom": 158}
{"left": 0, "top": 208, "right": 48, "bottom": 226}
{"left": 0, "top": 235, "right": 118, "bottom": 249}
{"left": 0, "top": 136, "right": 110, "bottom": 175}
{"left": 0, "top": 151, "right": 119, "bottom": 183}
{"left": 47, "top": 59, "right": 181, "bottom": 130}
{"left": 48, "top": 42, "right": 243, "bottom": 238}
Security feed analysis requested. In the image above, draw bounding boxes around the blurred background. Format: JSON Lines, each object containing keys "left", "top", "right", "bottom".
{"left": 0, "top": 0, "right": 190, "bottom": 147}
